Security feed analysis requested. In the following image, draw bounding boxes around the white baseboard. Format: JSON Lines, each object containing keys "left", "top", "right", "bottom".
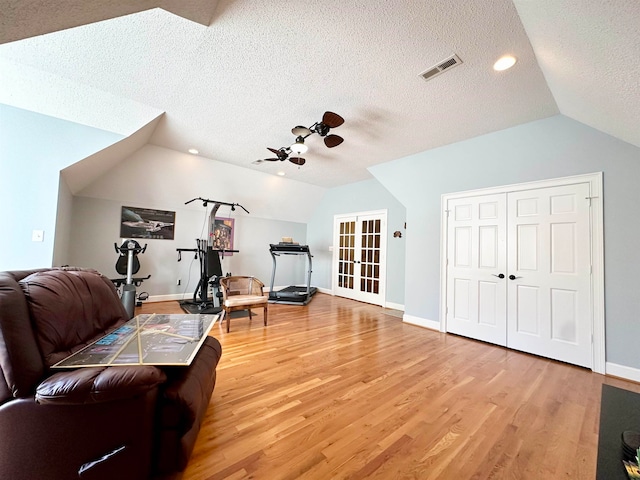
{"left": 385, "top": 301, "right": 404, "bottom": 311}
{"left": 315, "top": 290, "right": 404, "bottom": 310}
{"left": 147, "top": 293, "right": 194, "bottom": 303}
{"left": 606, "top": 362, "right": 640, "bottom": 383}
{"left": 314, "top": 289, "right": 401, "bottom": 307}
{"left": 403, "top": 314, "right": 441, "bottom": 331}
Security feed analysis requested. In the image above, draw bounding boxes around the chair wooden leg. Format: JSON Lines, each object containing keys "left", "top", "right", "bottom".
{"left": 264, "top": 306, "right": 268, "bottom": 326}
{"left": 226, "top": 309, "right": 230, "bottom": 333}
{"left": 248, "top": 309, "right": 253, "bottom": 321}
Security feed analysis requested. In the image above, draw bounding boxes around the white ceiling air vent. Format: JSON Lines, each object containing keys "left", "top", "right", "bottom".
{"left": 418, "top": 54, "right": 463, "bottom": 82}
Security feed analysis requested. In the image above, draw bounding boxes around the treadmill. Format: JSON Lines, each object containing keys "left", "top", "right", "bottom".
{"left": 268, "top": 243, "right": 317, "bottom": 305}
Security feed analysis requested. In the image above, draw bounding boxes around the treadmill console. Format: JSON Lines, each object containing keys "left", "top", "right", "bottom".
{"left": 269, "top": 243, "right": 310, "bottom": 254}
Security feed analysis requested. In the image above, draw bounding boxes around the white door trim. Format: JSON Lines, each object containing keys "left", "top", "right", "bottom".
{"left": 439, "top": 172, "right": 605, "bottom": 374}
{"left": 332, "top": 209, "right": 388, "bottom": 307}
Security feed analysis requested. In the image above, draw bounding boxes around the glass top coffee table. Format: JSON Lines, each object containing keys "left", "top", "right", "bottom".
{"left": 52, "top": 313, "right": 219, "bottom": 368}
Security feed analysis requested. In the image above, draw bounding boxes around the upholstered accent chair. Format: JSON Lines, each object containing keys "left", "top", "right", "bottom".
{"left": 219, "top": 276, "right": 268, "bottom": 332}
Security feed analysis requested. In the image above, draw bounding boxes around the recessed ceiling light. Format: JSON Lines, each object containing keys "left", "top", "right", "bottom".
{"left": 493, "top": 55, "right": 517, "bottom": 71}
{"left": 277, "top": 171, "right": 285, "bottom": 176}
{"left": 188, "top": 148, "right": 199, "bottom": 155}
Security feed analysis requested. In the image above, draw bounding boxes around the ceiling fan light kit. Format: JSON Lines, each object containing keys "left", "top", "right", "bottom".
{"left": 261, "top": 111, "right": 344, "bottom": 167}
{"left": 290, "top": 136, "right": 308, "bottom": 154}
{"left": 292, "top": 125, "right": 311, "bottom": 136}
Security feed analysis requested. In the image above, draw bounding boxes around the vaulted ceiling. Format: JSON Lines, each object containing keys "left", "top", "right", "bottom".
{"left": 1, "top": 0, "right": 638, "bottom": 188}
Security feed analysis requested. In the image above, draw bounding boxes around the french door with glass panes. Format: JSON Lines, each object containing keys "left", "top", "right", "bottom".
{"left": 333, "top": 210, "right": 387, "bottom": 306}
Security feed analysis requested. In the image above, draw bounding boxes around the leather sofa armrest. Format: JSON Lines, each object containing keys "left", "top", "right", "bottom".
{"left": 35, "top": 366, "right": 167, "bottom": 405}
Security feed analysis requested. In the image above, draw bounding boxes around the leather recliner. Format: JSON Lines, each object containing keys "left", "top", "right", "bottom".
{"left": 0, "top": 267, "right": 222, "bottom": 480}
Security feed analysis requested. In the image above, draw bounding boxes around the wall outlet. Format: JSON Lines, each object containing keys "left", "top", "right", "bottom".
{"left": 177, "top": 279, "right": 181, "bottom": 286}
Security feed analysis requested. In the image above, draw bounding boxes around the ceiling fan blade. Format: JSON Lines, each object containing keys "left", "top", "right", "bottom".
{"left": 289, "top": 157, "right": 306, "bottom": 166}
{"left": 267, "top": 146, "right": 289, "bottom": 160}
{"left": 292, "top": 125, "right": 311, "bottom": 136}
{"left": 324, "top": 134, "right": 344, "bottom": 148}
{"left": 263, "top": 157, "right": 280, "bottom": 161}
{"left": 322, "top": 111, "right": 344, "bottom": 128}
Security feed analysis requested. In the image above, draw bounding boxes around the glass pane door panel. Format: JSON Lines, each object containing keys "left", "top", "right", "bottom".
{"left": 337, "top": 220, "right": 356, "bottom": 291}
{"left": 360, "top": 218, "right": 381, "bottom": 294}
{"left": 334, "top": 212, "right": 386, "bottom": 305}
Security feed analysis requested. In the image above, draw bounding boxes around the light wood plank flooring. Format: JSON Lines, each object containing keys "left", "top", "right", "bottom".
{"left": 138, "top": 294, "right": 640, "bottom": 479}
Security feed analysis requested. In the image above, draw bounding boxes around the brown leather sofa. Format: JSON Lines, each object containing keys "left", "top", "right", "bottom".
{"left": 0, "top": 267, "right": 222, "bottom": 480}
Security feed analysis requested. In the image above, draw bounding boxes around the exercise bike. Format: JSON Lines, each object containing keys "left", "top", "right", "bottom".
{"left": 111, "top": 240, "right": 150, "bottom": 318}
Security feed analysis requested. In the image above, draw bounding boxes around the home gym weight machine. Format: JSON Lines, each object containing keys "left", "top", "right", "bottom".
{"left": 177, "top": 198, "right": 249, "bottom": 315}
{"left": 111, "top": 239, "right": 151, "bottom": 319}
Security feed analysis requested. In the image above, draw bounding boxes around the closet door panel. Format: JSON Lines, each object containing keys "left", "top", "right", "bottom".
{"left": 446, "top": 194, "right": 507, "bottom": 346}
{"left": 506, "top": 183, "right": 592, "bottom": 368}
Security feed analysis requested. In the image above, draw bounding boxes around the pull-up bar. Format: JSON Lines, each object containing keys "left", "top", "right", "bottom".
{"left": 184, "top": 197, "right": 250, "bottom": 214}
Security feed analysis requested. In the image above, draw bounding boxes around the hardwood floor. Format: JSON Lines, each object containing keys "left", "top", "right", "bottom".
{"left": 138, "top": 295, "right": 640, "bottom": 479}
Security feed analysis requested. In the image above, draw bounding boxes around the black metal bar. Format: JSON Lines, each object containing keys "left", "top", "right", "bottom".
{"left": 176, "top": 248, "right": 198, "bottom": 262}
{"left": 269, "top": 248, "right": 277, "bottom": 298}
{"left": 184, "top": 197, "right": 249, "bottom": 214}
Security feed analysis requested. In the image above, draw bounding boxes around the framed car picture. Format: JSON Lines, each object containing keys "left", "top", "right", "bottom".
{"left": 120, "top": 206, "right": 176, "bottom": 240}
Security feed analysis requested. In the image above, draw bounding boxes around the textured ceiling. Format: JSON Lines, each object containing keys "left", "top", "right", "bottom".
{"left": 513, "top": 0, "right": 640, "bottom": 150}
{"left": 1, "top": 0, "right": 637, "bottom": 188}
{"left": 0, "top": 0, "right": 219, "bottom": 44}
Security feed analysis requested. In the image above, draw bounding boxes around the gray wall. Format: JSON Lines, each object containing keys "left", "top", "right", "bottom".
{"left": 307, "top": 179, "right": 406, "bottom": 306}
{"left": 68, "top": 143, "right": 328, "bottom": 298}
{"left": 53, "top": 177, "right": 74, "bottom": 266}
{"left": 0, "top": 104, "right": 123, "bottom": 270}
{"left": 370, "top": 114, "right": 640, "bottom": 369}
{"left": 69, "top": 197, "right": 308, "bottom": 298}
{"left": 77, "top": 144, "right": 326, "bottom": 224}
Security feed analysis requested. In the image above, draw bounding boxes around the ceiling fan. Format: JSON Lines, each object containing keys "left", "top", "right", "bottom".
{"left": 291, "top": 111, "right": 345, "bottom": 149}
{"left": 262, "top": 146, "right": 306, "bottom": 166}
{"left": 260, "top": 111, "right": 345, "bottom": 166}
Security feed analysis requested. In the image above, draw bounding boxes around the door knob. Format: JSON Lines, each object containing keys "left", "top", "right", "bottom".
{"left": 492, "top": 273, "right": 505, "bottom": 279}
{"left": 509, "top": 275, "right": 520, "bottom": 280}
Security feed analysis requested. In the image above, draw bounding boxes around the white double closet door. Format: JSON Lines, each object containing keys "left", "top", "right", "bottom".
{"left": 445, "top": 182, "right": 593, "bottom": 368}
